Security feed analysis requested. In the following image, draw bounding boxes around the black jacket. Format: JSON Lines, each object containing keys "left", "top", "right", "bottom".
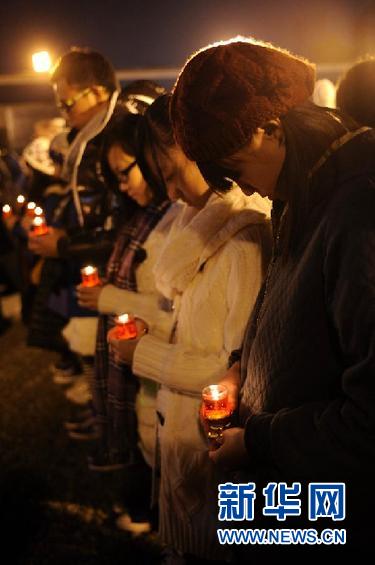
{"left": 239, "top": 128, "right": 375, "bottom": 550}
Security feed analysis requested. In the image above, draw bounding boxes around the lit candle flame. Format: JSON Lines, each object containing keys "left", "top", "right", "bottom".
{"left": 82, "top": 265, "right": 95, "bottom": 276}
{"left": 210, "top": 385, "right": 221, "bottom": 401}
{"left": 34, "top": 206, "right": 43, "bottom": 216}
{"left": 17, "top": 195, "right": 26, "bottom": 204}
{"left": 2, "top": 204, "right": 11, "bottom": 213}
{"left": 117, "top": 313, "right": 130, "bottom": 324}
{"left": 33, "top": 216, "right": 44, "bottom": 227}
{"left": 27, "top": 202, "right": 36, "bottom": 210}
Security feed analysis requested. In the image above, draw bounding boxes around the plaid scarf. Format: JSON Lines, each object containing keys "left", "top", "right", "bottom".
{"left": 93, "top": 199, "right": 170, "bottom": 464}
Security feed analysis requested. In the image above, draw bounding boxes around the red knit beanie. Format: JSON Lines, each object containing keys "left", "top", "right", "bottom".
{"left": 171, "top": 37, "right": 316, "bottom": 162}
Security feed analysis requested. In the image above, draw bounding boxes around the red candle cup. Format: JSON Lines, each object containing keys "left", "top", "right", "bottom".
{"left": 31, "top": 215, "right": 49, "bottom": 236}
{"left": 2, "top": 204, "right": 13, "bottom": 219}
{"left": 202, "top": 384, "right": 232, "bottom": 445}
{"left": 26, "top": 202, "right": 37, "bottom": 217}
{"left": 80, "top": 265, "right": 100, "bottom": 287}
{"left": 115, "top": 313, "right": 138, "bottom": 340}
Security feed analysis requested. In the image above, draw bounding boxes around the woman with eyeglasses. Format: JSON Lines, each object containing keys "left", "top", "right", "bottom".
{"left": 108, "top": 94, "right": 272, "bottom": 562}
{"left": 75, "top": 110, "right": 180, "bottom": 532}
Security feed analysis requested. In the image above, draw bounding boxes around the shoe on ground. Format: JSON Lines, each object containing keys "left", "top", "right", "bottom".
{"left": 67, "top": 418, "right": 100, "bottom": 441}
{"left": 65, "top": 375, "right": 92, "bottom": 405}
{"left": 87, "top": 452, "right": 127, "bottom": 473}
{"left": 116, "top": 512, "right": 152, "bottom": 536}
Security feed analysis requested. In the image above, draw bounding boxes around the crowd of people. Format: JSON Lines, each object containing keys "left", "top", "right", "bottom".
{"left": 0, "top": 41, "right": 374, "bottom": 561}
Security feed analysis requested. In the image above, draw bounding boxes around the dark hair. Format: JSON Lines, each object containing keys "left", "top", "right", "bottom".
{"left": 134, "top": 94, "right": 175, "bottom": 196}
{"left": 51, "top": 47, "right": 119, "bottom": 94}
{"left": 336, "top": 58, "right": 375, "bottom": 127}
{"left": 278, "top": 101, "right": 359, "bottom": 256}
{"left": 102, "top": 111, "right": 168, "bottom": 205}
{"left": 118, "top": 80, "right": 167, "bottom": 115}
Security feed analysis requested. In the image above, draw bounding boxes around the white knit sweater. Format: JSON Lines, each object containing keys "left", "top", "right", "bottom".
{"left": 98, "top": 203, "right": 180, "bottom": 466}
{"left": 132, "top": 186, "right": 272, "bottom": 558}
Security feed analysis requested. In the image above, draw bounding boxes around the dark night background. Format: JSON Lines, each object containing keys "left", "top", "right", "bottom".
{"left": 0, "top": 0, "right": 374, "bottom": 146}
{"left": 0, "top": 0, "right": 374, "bottom": 74}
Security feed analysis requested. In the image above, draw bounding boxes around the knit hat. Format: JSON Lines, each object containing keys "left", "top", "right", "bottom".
{"left": 171, "top": 37, "right": 316, "bottom": 162}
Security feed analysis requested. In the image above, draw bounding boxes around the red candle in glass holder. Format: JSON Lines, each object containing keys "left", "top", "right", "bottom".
{"left": 202, "top": 384, "right": 232, "bottom": 444}
{"left": 26, "top": 202, "right": 37, "bottom": 217}
{"left": 80, "top": 265, "right": 100, "bottom": 287}
{"left": 115, "top": 313, "right": 138, "bottom": 340}
{"left": 31, "top": 215, "right": 49, "bottom": 236}
{"left": 2, "top": 204, "right": 13, "bottom": 218}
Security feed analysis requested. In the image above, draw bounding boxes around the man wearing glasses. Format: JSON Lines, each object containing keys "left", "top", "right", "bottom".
{"left": 27, "top": 47, "right": 121, "bottom": 381}
{"left": 29, "top": 47, "right": 120, "bottom": 258}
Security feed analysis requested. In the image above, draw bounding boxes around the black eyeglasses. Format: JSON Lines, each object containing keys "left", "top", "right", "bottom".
{"left": 117, "top": 161, "right": 137, "bottom": 181}
{"left": 56, "top": 87, "right": 92, "bottom": 113}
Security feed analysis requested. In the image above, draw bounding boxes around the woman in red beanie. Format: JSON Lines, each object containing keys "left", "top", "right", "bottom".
{"left": 171, "top": 37, "right": 375, "bottom": 556}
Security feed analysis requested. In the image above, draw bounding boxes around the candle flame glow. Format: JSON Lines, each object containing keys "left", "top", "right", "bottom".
{"left": 34, "top": 206, "right": 43, "bottom": 216}
{"left": 82, "top": 265, "right": 95, "bottom": 275}
{"left": 27, "top": 202, "right": 36, "bottom": 210}
{"left": 17, "top": 195, "right": 25, "bottom": 204}
{"left": 33, "top": 216, "right": 44, "bottom": 226}
{"left": 117, "top": 313, "right": 130, "bottom": 324}
{"left": 210, "top": 385, "right": 221, "bottom": 401}
{"left": 2, "top": 204, "right": 11, "bottom": 213}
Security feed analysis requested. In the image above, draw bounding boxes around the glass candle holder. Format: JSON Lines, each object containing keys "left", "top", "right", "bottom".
{"left": 2, "top": 204, "right": 13, "bottom": 218}
{"left": 31, "top": 215, "right": 48, "bottom": 236}
{"left": 80, "top": 265, "right": 100, "bottom": 287}
{"left": 115, "top": 313, "right": 138, "bottom": 340}
{"left": 202, "top": 384, "right": 232, "bottom": 444}
{"left": 26, "top": 202, "right": 36, "bottom": 217}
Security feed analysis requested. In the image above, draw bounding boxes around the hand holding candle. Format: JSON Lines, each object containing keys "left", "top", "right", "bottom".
{"left": 107, "top": 317, "right": 148, "bottom": 365}
{"left": 202, "top": 384, "right": 232, "bottom": 446}
{"left": 76, "top": 283, "right": 102, "bottom": 310}
{"left": 28, "top": 226, "right": 65, "bottom": 257}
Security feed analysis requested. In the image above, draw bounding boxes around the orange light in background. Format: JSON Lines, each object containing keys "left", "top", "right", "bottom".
{"left": 32, "top": 51, "right": 52, "bottom": 73}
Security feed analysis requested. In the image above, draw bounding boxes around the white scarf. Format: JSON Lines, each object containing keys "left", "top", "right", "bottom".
{"left": 153, "top": 186, "right": 270, "bottom": 300}
{"left": 61, "top": 89, "right": 119, "bottom": 226}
